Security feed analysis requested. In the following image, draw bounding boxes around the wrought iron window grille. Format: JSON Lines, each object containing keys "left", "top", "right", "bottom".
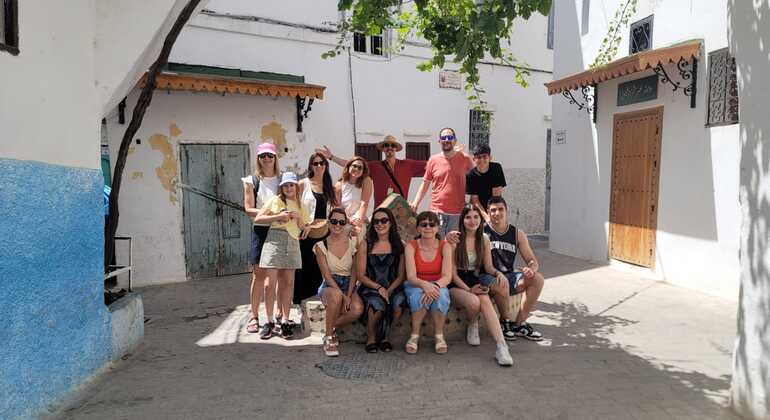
{"left": 630, "top": 15, "right": 653, "bottom": 55}
{"left": 651, "top": 56, "right": 698, "bottom": 108}
{"left": 296, "top": 96, "right": 315, "bottom": 132}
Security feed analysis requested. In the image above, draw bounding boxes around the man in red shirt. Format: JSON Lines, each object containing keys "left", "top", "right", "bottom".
{"left": 410, "top": 127, "right": 474, "bottom": 238}
{"left": 317, "top": 135, "right": 427, "bottom": 208}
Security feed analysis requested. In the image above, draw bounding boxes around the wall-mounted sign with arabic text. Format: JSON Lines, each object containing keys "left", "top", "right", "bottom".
{"left": 617, "top": 75, "right": 658, "bottom": 106}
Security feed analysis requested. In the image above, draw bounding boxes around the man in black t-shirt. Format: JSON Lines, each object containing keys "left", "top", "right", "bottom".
{"left": 484, "top": 196, "right": 544, "bottom": 341}
{"left": 466, "top": 143, "right": 506, "bottom": 222}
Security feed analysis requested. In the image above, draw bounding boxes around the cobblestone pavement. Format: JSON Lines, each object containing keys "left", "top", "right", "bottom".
{"left": 50, "top": 243, "right": 740, "bottom": 420}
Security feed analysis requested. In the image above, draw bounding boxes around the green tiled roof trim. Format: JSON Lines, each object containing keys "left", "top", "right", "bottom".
{"left": 165, "top": 63, "right": 305, "bottom": 84}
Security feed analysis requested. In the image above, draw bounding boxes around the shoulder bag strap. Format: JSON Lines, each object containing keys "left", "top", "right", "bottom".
{"left": 380, "top": 160, "right": 405, "bottom": 197}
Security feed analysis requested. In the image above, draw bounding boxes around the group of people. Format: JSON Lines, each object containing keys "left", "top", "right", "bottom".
{"left": 242, "top": 128, "right": 545, "bottom": 366}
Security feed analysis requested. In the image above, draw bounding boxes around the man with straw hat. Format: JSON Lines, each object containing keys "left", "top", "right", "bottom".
{"left": 317, "top": 135, "right": 427, "bottom": 207}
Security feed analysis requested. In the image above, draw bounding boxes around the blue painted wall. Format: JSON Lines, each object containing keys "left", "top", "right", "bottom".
{"left": 0, "top": 158, "right": 112, "bottom": 420}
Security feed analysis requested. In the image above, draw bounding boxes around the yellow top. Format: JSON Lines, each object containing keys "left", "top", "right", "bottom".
{"left": 263, "top": 195, "right": 311, "bottom": 240}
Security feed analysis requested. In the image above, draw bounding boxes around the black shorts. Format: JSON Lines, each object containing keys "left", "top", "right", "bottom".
{"left": 249, "top": 225, "right": 270, "bottom": 266}
{"left": 452, "top": 270, "right": 496, "bottom": 289}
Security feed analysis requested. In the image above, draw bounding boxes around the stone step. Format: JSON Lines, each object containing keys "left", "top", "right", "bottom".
{"left": 302, "top": 293, "right": 523, "bottom": 343}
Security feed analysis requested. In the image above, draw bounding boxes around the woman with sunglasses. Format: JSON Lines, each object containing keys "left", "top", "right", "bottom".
{"left": 450, "top": 204, "right": 514, "bottom": 366}
{"left": 254, "top": 172, "right": 311, "bottom": 340}
{"left": 356, "top": 208, "right": 406, "bottom": 353}
{"left": 335, "top": 157, "right": 373, "bottom": 237}
{"left": 403, "top": 211, "right": 453, "bottom": 354}
{"left": 315, "top": 208, "right": 364, "bottom": 356}
{"left": 294, "top": 152, "right": 338, "bottom": 304}
{"left": 242, "top": 143, "right": 280, "bottom": 336}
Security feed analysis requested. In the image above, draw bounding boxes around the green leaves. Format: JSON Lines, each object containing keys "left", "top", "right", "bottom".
{"left": 591, "top": 0, "right": 638, "bottom": 68}
{"left": 329, "top": 0, "right": 552, "bottom": 103}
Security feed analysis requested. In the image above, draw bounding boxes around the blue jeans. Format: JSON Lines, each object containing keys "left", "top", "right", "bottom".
{"left": 404, "top": 283, "right": 451, "bottom": 314}
{"left": 504, "top": 271, "right": 524, "bottom": 295}
{"left": 318, "top": 274, "right": 351, "bottom": 298}
{"left": 436, "top": 212, "right": 460, "bottom": 239}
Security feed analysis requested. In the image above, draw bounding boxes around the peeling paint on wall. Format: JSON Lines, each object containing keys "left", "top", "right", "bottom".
{"left": 149, "top": 134, "right": 178, "bottom": 204}
{"left": 169, "top": 122, "right": 182, "bottom": 138}
{"left": 131, "top": 171, "right": 143, "bottom": 180}
{"left": 260, "top": 121, "right": 287, "bottom": 157}
{"left": 128, "top": 146, "right": 136, "bottom": 155}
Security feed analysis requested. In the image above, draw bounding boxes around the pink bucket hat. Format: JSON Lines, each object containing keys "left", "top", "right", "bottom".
{"left": 256, "top": 142, "right": 277, "bottom": 156}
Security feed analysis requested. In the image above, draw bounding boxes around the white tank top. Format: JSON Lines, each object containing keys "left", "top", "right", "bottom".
{"left": 340, "top": 181, "right": 362, "bottom": 219}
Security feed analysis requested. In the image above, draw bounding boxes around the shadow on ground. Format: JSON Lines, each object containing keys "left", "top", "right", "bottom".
{"left": 47, "top": 270, "right": 739, "bottom": 420}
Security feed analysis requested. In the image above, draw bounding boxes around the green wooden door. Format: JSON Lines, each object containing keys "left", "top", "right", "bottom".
{"left": 181, "top": 144, "right": 251, "bottom": 279}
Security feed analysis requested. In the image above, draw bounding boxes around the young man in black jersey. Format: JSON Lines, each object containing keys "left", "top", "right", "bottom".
{"left": 483, "top": 196, "right": 544, "bottom": 340}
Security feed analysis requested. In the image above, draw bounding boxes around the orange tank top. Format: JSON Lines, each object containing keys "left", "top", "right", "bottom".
{"left": 412, "top": 239, "right": 444, "bottom": 282}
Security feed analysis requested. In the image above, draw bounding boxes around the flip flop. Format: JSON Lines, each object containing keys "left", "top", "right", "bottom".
{"left": 365, "top": 343, "right": 379, "bottom": 353}
{"left": 246, "top": 318, "right": 260, "bottom": 334}
{"left": 379, "top": 341, "right": 393, "bottom": 352}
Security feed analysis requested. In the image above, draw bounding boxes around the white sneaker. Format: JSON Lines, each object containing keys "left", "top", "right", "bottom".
{"left": 495, "top": 344, "right": 514, "bottom": 366}
{"left": 466, "top": 320, "right": 480, "bottom": 346}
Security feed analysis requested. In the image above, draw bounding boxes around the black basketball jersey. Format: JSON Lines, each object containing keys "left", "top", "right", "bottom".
{"left": 484, "top": 223, "right": 517, "bottom": 272}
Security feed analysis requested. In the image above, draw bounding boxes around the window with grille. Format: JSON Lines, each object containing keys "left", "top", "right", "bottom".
{"left": 581, "top": 0, "right": 590, "bottom": 35}
{"left": 706, "top": 48, "right": 739, "bottom": 127}
{"left": 469, "top": 110, "right": 491, "bottom": 151}
{"left": 352, "top": 30, "right": 386, "bottom": 56}
{"left": 546, "top": 4, "right": 554, "bottom": 50}
{"left": 355, "top": 143, "right": 381, "bottom": 162}
{"left": 0, "top": 0, "right": 18, "bottom": 55}
{"left": 405, "top": 142, "right": 430, "bottom": 161}
{"left": 629, "top": 15, "right": 653, "bottom": 54}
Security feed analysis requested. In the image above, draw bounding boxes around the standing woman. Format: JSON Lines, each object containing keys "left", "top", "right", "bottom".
{"left": 403, "top": 211, "right": 453, "bottom": 354}
{"left": 356, "top": 208, "right": 406, "bottom": 353}
{"left": 294, "top": 152, "right": 338, "bottom": 303}
{"left": 242, "top": 143, "right": 280, "bottom": 335}
{"left": 315, "top": 208, "right": 364, "bottom": 356}
{"left": 254, "top": 172, "right": 311, "bottom": 339}
{"left": 335, "top": 156, "right": 373, "bottom": 237}
{"left": 450, "top": 204, "right": 514, "bottom": 366}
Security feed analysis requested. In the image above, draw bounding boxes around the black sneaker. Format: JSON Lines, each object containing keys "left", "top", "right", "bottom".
{"left": 501, "top": 319, "right": 517, "bottom": 341}
{"left": 280, "top": 323, "right": 294, "bottom": 339}
{"left": 514, "top": 321, "right": 543, "bottom": 341}
{"left": 259, "top": 322, "right": 275, "bottom": 340}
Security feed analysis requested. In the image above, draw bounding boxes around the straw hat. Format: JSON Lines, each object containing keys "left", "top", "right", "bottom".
{"left": 376, "top": 135, "right": 403, "bottom": 152}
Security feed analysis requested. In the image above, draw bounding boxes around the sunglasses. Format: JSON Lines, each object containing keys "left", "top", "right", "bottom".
{"left": 439, "top": 134, "right": 455, "bottom": 142}
{"left": 258, "top": 153, "right": 275, "bottom": 159}
{"left": 382, "top": 143, "right": 397, "bottom": 149}
{"left": 312, "top": 160, "right": 326, "bottom": 167}
{"left": 329, "top": 218, "right": 347, "bottom": 226}
{"left": 418, "top": 222, "right": 437, "bottom": 228}
{"left": 372, "top": 217, "right": 390, "bottom": 225}
{"left": 350, "top": 164, "right": 364, "bottom": 170}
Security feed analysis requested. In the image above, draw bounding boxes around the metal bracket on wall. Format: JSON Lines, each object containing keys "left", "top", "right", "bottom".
{"left": 562, "top": 85, "right": 597, "bottom": 121}
{"left": 652, "top": 57, "right": 698, "bottom": 108}
{"left": 296, "top": 96, "right": 315, "bottom": 132}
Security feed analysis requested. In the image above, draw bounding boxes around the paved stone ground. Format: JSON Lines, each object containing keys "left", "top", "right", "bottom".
{"left": 49, "top": 242, "right": 741, "bottom": 420}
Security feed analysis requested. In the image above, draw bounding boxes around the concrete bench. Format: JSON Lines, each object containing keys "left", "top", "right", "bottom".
{"left": 302, "top": 292, "right": 523, "bottom": 343}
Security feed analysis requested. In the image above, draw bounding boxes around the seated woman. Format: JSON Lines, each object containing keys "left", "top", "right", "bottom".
{"left": 315, "top": 208, "right": 364, "bottom": 356}
{"left": 356, "top": 208, "right": 406, "bottom": 353}
{"left": 403, "top": 211, "right": 453, "bottom": 354}
{"left": 335, "top": 156, "right": 373, "bottom": 237}
{"left": 450, "top": 204, "right": 514, "bottom": 366}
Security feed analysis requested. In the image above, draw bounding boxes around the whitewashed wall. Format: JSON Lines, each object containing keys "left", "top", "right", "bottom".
{"left": 0, "top": 0, "right": 99, "bottom": 169}
{"left": 550, "top": 0, "right": 740, "bottom": 300}
{"left": 106, "top": 90, "right": 296, "bottom": 286}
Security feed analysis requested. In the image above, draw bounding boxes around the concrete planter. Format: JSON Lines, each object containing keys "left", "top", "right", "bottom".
{"left": 109, "top": 292, "right": 144, "bottom": 361}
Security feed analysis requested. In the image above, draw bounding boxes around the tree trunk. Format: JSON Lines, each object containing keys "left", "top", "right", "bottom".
{"left": 104, "top": 0, "right": 202, "bottom": 270}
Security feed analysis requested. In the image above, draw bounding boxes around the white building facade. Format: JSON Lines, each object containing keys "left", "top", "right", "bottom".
{"left": 107, "top": 0, "right": 554, "bottom": 287}
{"left": 0, "top": 1, "right": 206, "bottom": 418}
{"left": 548, "top": 0, "right": 741, "bottom": 301}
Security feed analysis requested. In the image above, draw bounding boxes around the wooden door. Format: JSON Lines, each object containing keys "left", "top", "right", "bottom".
{"left": 181, "top": 144, "right": 252, "bottom": 278}
{"left": 608, "top": 107, "right": 663, "bottom": 268}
